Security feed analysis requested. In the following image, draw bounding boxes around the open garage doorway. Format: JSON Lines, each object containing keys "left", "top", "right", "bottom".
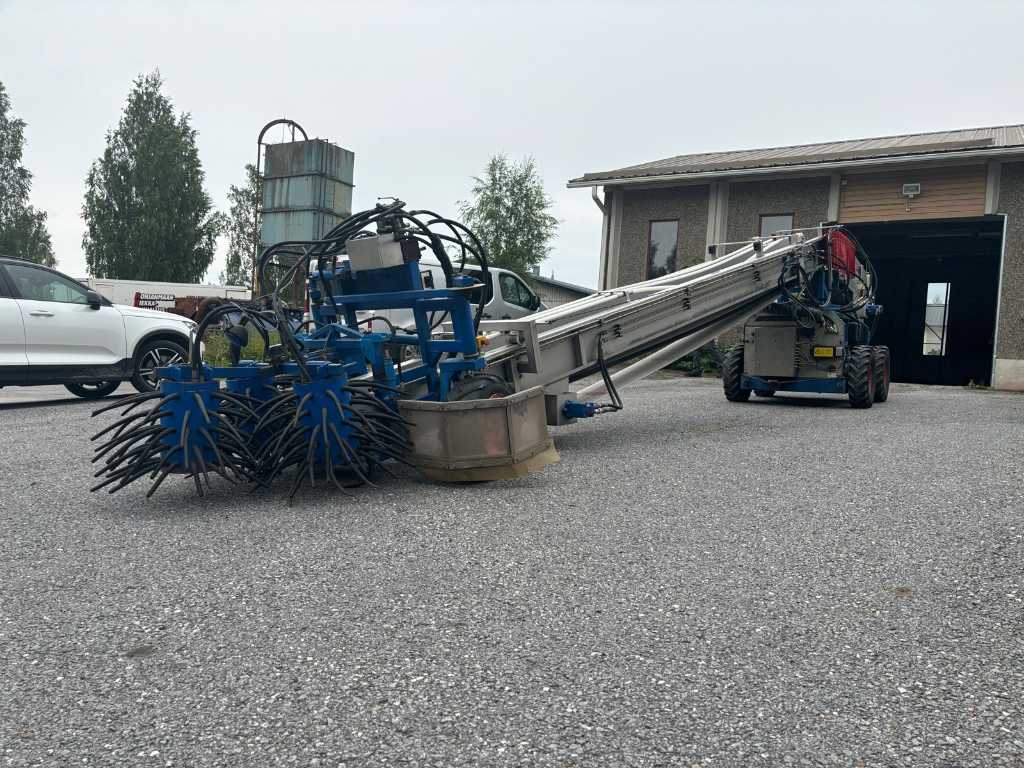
{"left": 845, "top": 217, "right": 1003, "bottom": 386}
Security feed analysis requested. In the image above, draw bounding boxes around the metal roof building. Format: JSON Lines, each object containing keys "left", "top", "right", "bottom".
{"left": 530, "top": 274, "right": 595, "bottom": 307}
{"left": 570, "top": 125, "right": 1024, "bottom": 186}
{"left": 570, "top": 124, "right": 1024, "bottom": 390}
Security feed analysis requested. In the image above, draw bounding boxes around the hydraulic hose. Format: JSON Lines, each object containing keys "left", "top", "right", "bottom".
{"left": 189, "top": 302, "right": 272, "bottom": 380}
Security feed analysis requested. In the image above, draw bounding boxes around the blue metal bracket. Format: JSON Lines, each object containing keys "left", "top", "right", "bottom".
{"left": 743, "top": 374, "right": 847, "bottom": 394}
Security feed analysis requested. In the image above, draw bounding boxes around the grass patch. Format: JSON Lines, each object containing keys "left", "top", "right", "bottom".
{"left": 201, "top": 329, "right": 279, "bottom": 366}
{"left": 667, "top": 344, "right": 723, "bottom": 377}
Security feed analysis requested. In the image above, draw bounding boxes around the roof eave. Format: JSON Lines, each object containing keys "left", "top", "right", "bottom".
{"left": 533, "top": 276, "right": 595, "bottom": 293}
{"left": 567, "top": 146, "right": 1024, "bottom": 189}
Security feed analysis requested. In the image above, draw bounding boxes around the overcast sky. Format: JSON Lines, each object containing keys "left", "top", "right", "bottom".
{"left": 2, "top": 0, "right": 1022, "bottom": 288}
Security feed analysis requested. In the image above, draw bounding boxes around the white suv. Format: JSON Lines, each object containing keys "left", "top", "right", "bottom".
{"left": 0, "top": 257, "right": 197, "bottom": 399}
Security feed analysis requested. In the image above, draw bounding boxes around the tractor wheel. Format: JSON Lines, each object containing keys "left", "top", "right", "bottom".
{"left": 846, "top": 345, "right": 875, "bottom": 409}
{"left": 872, "top": 345, "right": 890, "bottom": 403}
{"left": 723, "top": 348, "right": 751, "bottom": 402}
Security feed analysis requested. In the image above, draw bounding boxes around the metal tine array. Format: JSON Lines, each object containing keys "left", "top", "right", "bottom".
{"left": 89, "top": 374, "right": 416, "bottom": 501}
{"left": 255, "top": 378, "right": 415, "bottom": 502}
{"left": 90, "top": 385, "right": 259, "bottom": 498}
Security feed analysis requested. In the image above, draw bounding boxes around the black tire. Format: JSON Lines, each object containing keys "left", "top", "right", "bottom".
{"left": 65, "top": 381, "right": 121, "bottom": 399}
{"left": 754, "top": 389, "right": 775, "bottom": 397}
{"left": 846, "top": 345, "right": 875, "bottom": 409}
{"left": 447, "top": 373, "right": 514, "bottom": 401}
{"left": 872, "top": 345, "right": 890, "bottom": 403}
{"left": 723, "top": 347, "right": 751, "bottom": 402}
{"left": 132, "top": 338, "right": 188, "bottom": 392}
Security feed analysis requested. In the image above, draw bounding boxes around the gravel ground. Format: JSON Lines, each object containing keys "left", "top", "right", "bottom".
{"left": 1, "top": 378, "right": 1023, "bottom": 767}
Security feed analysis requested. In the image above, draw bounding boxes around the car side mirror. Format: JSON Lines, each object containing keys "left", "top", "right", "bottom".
{"left": 531, "top": 294, "right": 542, "bottom": 310}
{"left": 86, "top": 290, "right": 103, "bottom": 309}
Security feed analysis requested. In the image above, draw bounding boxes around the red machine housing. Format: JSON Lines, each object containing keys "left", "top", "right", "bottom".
{"left": 830, "top": 230, "right": 857, "bottom": 277}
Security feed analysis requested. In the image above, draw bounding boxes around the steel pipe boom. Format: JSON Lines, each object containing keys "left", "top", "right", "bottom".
{"left": 473, "top": 233, "right": 824, "bottom": 424}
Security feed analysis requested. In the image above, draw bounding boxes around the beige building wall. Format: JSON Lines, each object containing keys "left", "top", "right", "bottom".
{"left": 839, "top": 165, "right": 987, "bottom": 223}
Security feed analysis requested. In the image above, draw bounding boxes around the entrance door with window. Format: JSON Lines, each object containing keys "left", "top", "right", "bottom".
{"left": 874, "top": 270, "right": 999, "bottom": 385}
{"left": 847, "top": 218, "right": 1002, "bottom": 386}
{"left": 2, "top": 261, "right": 126, "bottom": 367}
{"left": 874, "top": 264, "right": 999, "bottom": 386}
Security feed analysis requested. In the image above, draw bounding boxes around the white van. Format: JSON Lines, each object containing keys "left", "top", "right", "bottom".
{"left": 356, "top": 259, "right": 546, "bottom": 334}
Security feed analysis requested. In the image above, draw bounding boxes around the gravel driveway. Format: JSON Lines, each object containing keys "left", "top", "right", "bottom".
{"left": 1, "top": 379, "right": 1022, "bottom": 767}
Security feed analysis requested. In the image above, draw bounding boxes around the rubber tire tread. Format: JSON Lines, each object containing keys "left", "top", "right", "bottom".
{"left": 847, "top": 345, "right": 875, "bottom": 409}
{"left": 872, "top": 345, "right": 890, "bottom": 403}
{"left": 131, "top": 339, "right": 188, "bottom": 393}
{"left": 723, "top": 347, "right": 751, "bottom": 402}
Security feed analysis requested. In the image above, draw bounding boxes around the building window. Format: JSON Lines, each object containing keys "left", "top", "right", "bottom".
{"left": 923, "top": 282, "right": 951, "bottom": 356}
{"left": 759, "top": 213, "right": 794, "bottom": 237}
{"left": 646, "top": 220, "right": 678, "bottom": 278}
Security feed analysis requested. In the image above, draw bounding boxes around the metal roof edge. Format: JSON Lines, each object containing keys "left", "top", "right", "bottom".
{"left": 567, "top": 146, "right": 1024, "bottom": 189}
{"left": 532, "top": 274, "right": 596, "bottom": 293}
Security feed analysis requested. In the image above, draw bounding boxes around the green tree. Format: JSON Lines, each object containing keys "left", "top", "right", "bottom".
{"left": 82, "top": 71, "right": 222, "bottom": 281}
{"left": 0, "top": 81, "right": 55, "bottom": 266}
{"left": 0, "top": 207, "right": 55, "bottom": 266}
{"left": 459, "top": 155, "right": 558, "bottom": 275}
{"left": 221, "top": 163, "right": 261, "bottom": 287}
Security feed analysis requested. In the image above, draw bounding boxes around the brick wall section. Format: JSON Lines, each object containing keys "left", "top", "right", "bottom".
{"left": 616, "top": 186, "right": 710, "bottom": 286}
{"left": 724, "top": 177, "right": 831, "bottom": 244}
{"left": 996, "top": 162, "right": 1024, "bottom": 359}
{"left": 710, "top": 177, "right": 829, "bottom": 348}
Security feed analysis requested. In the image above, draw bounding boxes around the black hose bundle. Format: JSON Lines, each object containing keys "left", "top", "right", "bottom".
{"left": 189, "top": 301, "right": 274, "bottom": 380}
{"left": 776, "top": 226, "right": 878, "bottom": 332}
{"left": 253, "top": 201, "right": 494, "bottom": 369}
{"left": 593, "top": 334, "right": 623, "bottom": 414}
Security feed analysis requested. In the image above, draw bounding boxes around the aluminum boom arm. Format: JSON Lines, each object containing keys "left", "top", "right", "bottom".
{"left": 477, "top": 233, "right": 824, "bottom": 424}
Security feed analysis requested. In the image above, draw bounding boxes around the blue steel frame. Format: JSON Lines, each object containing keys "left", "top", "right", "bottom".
{"left": 303, "top": 258, "right": 485, "bottom": 401}
{"left": 136, "top": 251, "right": 489, "bottom": 492}
{"left": 742, "top": 374, "right": 847, "bottom": 394}
{"left": 154, "top": 255, "right": 486, "bottom": 405}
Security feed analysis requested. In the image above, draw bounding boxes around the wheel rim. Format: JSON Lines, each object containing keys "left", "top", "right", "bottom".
{"left": 138, "top": 347, "right": 183, "bottom": 388}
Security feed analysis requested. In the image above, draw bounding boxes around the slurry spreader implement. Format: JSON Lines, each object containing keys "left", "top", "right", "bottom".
{"left": 89, "top": 201, "right": 885, "bottom": 499}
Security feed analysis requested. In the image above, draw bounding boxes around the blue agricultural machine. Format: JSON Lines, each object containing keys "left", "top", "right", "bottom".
{"left": 721, "top": 228, "right": 890, "bottom": 408}
{"left": 90, "top": 201, "right": 505, "bottom": 499}
{"left": 89, "top": 200, "right": 883, "bottom": 501}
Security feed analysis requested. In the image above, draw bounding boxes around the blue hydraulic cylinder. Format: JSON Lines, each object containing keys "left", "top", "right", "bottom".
{"left": 561, "top": 400, "right": 599, "bottom": 419}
